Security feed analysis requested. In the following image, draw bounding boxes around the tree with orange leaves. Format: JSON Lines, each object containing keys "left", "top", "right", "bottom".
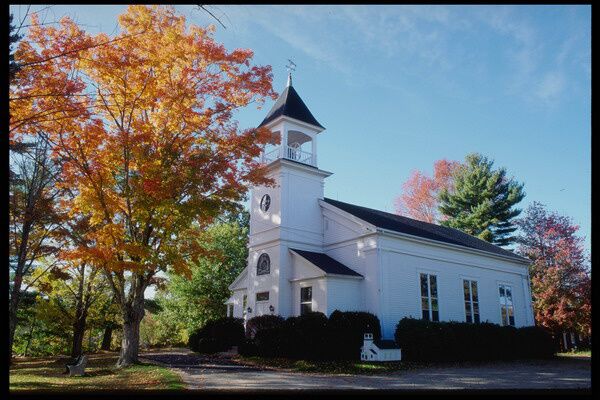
{"left": 394, "top": 159, "right": 461, "bottom": 223}
{"left": 516, "top": 202, "right": 591, "bottom": 348}
{"left": 11, "top": 5, "right": 277, "bottom": 367}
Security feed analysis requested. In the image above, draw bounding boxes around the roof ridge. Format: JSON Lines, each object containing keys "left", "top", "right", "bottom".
{"left": 324, "top": 197, "right": 443, "bottom": 228}
{"left": 323, "top": 197, "right": 526, "bottom": 262}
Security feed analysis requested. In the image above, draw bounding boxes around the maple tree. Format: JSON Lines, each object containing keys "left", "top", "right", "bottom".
{"left": 516, "top": 202, "right": 591, "bottom": 342}
{"left": 394, "top": 159, "right": 461, "bottom": 223}
{"left": 11, "top": 5, "right": 278, "bottom": 367}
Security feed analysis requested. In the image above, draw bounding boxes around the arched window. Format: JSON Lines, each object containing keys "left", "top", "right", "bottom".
{"left": 257, "top": 253, "right": 270, "bottom": 275}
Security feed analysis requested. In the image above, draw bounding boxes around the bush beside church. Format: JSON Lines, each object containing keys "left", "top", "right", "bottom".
{"left": 189, "top": 313, "right": 555, "bottom": 362}
{"left": 394, "top": 317, "right": 556, "bottom": 362}
{"left": 188, "top": 317, "right": 245, "bottom": 354}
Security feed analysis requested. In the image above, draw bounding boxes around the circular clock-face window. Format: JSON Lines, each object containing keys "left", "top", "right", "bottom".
{"left": 257, "top": 253, "right": 270, "bottom": 275}
{"left": 260, "top": 194, "right": 271, "bottom": 212}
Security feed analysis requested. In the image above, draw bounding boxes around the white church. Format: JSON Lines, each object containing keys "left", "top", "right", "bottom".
{"left": 226, "top": 75, "right": 535, "bottom": 340}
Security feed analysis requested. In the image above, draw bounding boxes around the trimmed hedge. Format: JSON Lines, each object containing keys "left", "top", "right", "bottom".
{"left": 188, "top": 317, "right": 244, "bottom": 354}
{"left": 328, "top": 310, "right": 382, "bottom": 360}
{"left": 242, "top": 311, "right": 381, "bottom": 361}
{"left": 394, "top": 318, "right": 556, "bottom": 362}
{"left": 245, "top": 315, "right": 284, "bottom": 339}
{"left": 281, "top": 312, "right": 330, "bottom": 360}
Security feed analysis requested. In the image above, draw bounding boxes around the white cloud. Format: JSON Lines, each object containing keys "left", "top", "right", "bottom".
{"left": 211, "top": 5, "right": 587, "bottom": 106}
{"left": 535, "top": 71, "right": 566, "bottom": 102}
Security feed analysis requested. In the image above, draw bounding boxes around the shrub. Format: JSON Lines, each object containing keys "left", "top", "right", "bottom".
{"left": 254, "top": 326, "right": 286, "bottom": 358}
{"left": 394, "top": 317, "right": 555, "bottom": 362}
{"left": 328, "top": 310, "right": 382, "bottom": 360}
{"left": 238, "top": 338, "right": 257, "bottom": 357}
{"left": 245, "top": 315, "right": 284, "bottom": 339}
{"left": 281, "top": 312, "right": 329, "bottom": 360}
{"left": 188, "top": 317, "right": 245, "bottom": 354}
{"left": 516, "top": 326, "right": 556, "bottom": 359}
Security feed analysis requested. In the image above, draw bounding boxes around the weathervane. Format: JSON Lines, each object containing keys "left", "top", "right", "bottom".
{"left": 286, "top": 58, "right": 296, "bottom": 87}
{"left": 286, "top": 58, "right": 296, "bottom": 73}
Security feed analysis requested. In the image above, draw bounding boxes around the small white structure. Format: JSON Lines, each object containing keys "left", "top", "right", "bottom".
{"left": 360, "top": 333, "right": 401, "bottom": 362}
{"left": 225, "top": 74, "right": 535, "bottom": 345}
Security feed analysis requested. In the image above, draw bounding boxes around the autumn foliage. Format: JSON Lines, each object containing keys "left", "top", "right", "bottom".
{"left": 516, "top": 203, "right": 591, "bottom": 338}
{"left": 394, "top": 159, "right": 460, "bottom": 223}
{"left": 10, "top": 5, "right": 278, "bottom": 366}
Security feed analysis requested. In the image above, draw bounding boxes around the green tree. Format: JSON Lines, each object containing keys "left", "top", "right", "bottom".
{"left": 9, "top": 135, "right": 64, "bottom": 362}
{"left": 438, "top": 153, "right": 525, "bottom": 247}
{"left": 154, "top": 210, "right": 249, "bottom": 339}
{"left": 9, "top": 13, "right": 23, "bottom": 83}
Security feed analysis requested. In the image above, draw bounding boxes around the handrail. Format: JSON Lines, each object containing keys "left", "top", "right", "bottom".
{"left": 261, "top": 145, "right": 315, "bottom": 166}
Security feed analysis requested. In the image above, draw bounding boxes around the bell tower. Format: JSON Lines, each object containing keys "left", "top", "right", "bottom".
{"left": 245, "top": 73, "right": 332, "bottom": 318}
{"left": 259, "top": 72, "right": 324, "bottom": 168}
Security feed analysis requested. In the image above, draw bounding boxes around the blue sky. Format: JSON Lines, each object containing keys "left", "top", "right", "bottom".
{"left": 11, "top": 5, "right": 591, "bottom": 251}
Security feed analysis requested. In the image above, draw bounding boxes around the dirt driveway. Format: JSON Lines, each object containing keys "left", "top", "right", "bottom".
{"left": 140, "top": 348, "right": 591, "bottom": 391}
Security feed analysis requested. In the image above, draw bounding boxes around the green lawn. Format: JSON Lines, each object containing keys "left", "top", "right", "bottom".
{"left": 237, "top": 355, "right": 429, "bottom": 375}
{"left": 10, "top": 352, "right": 184, "bottom": 391}
{"left": 556, "top": 349, "right": 591, "bottom": 358}
{"left": 237, "top": 355, "right": 585, "bottom": 375}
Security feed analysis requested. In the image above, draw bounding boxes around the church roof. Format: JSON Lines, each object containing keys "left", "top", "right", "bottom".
{"left": 374, "top": 339, "right": 400, "bottom": 350}
{"left": 323, "top": 198, "right": 529, "bottom": 263}
{"left": 258, "top": 82, "right": 325, "bottom": 129}
{"left": 290, "top": 249, "right": 362, "bottom": 277}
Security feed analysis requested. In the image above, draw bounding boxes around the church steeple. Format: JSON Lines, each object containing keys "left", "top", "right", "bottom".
{"left": 258, "top": 76, "right": 324, "bottom": 130}
{"left": 259, "top": 75, "right": 325, "bottom": 168}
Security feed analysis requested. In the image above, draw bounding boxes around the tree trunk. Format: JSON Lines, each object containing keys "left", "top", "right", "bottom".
{"left": 71, "top": 318, "right": 86, "bottom": 358}
{"left": 116, "top": 292, "right": 145, "bottom": 368}
{"left": 24, "top": 317, "right": 36, "bottom": 357}
{"left": 8, "top": 276, "right": 23, "bottom": 365}
{"left": 9, "top": 307, "right": 18, "bottom": 364}
{"left": 101, "top": 326, "right": 113, "bottom": 351}
{"left": 117, "top": 316, "right": 142, "bottom": 367}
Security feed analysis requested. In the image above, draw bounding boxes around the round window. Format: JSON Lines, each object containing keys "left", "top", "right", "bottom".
{"left": 260, "top": 194, "right": 271, "bottom": 212}
{"left": 257, "top": 253, "right": 270, "bottom": 275}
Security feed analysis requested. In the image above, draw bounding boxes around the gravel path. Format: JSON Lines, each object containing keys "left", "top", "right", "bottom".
{"left": 140, "top": 348, "right": 591, "bottom": 391}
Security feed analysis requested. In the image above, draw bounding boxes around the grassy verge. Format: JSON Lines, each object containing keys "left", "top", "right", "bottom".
{"left": 236, "top": 356, "right": 429, "bottom": 375}
{"left": 9, "top": 352, "right": 185, "bottom": 391}
{"left": 556, "top": 350, "right": 591, "bottom": 358}
{"left": 236, "top": 355, "right": 584, "bottom": 375}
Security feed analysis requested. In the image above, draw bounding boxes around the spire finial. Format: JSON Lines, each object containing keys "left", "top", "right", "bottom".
{"left": 286, "top": 58, "right": 296, "bottom": 87}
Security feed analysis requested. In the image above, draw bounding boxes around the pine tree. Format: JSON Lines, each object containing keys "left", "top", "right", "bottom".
{"left": 438, "top": 153, "right": 525, "bottom": 247}
{"left": 9, "top": 14, "right": 23, "bottom": 83}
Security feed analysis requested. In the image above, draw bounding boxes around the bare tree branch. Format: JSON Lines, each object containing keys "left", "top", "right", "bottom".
{"left": 198, "top": 5, "right": 226, "bottom": 30}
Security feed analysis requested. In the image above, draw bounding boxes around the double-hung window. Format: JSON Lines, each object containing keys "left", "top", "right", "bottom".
{"left": 242, "top": 294, "right": 247, "bottom": 317}
{"left": 499, "top": 284, "right": 515, "bottom": 326}
{"left": 420, "top": 273, "right": 439, "bottom": 321}
{"left": 300, "top": 287, "right": 312, "bottom": 315}
{"left": 463, "top": 280, "right": 480, "bottom": 323}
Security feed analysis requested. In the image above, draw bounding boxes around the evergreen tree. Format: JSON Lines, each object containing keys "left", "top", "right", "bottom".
{"left": 438, "top": 153, "right": 525, "bottom": 247}
{"left": 9, "top": 14, "right": 23, "bottom": 83}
